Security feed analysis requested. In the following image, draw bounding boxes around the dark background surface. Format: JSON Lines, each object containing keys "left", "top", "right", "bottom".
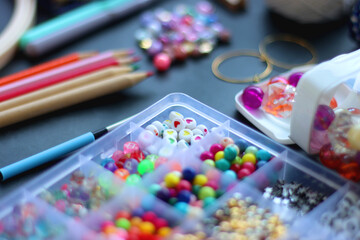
{"left": 0, "top": 0, "right": 357, "bottom": 198}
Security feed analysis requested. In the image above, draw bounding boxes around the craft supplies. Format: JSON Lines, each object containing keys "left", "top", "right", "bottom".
{"left": 135, "top": 1, "right": 231, "bottom": 71}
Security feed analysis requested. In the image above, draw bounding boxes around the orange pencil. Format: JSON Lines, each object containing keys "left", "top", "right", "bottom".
{"left": 0, "top": 52, "right": 97, "bottom": 86}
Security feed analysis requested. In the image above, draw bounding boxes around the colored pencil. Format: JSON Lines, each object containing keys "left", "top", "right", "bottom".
{"left": 0, "top": 51, "right": 140, "bottom": 102}
{"left": 0, "top": 115, "right": 132, "bottom": 181}
{"left": 0, "top": 65, "right": 138, "bottom": 112}
{"left": 0, "top": 71, "right": 152, "bottom": 128}
{"left": 0, "top": 52, "right": 97, "bottom": 86}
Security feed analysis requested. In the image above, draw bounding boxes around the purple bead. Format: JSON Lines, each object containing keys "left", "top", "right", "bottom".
{"left": 147, "top": 40, "right": 163, "bottom": 56}
{"left": 288, "top": 72, "right": 303, "bottom": 87}
{"left": 241, "top": 86, "right": 264, "bottom": 109}
{"left": 123, "top": 158, "right": 139, "bottom": 174}
{"left": 196, "top": 1, "right": 214, "bottom": 14}
{"left": 104, "top": 161, "right": 118, "bottom": 172}
{"left": 156, "top": 188, "right": 171, "bottom": 202}
{"left": 314, "top": 105, "right": 335, "bottom": 131}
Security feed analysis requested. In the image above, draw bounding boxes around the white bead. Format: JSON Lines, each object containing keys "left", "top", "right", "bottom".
{"left": 164, "top": 135, "right": 177, "bottom": 145}
{"left": 162, "top": 119, "right": 172, "bottom": 128}
{"left": 137, "top": 130, "right": 155, "bottom": 147}
{"left": 191, "top": 135, "right": 203, "bottom": 144}
{"left": 163, "top": 129, "right": 178, "bottom": 139}
{"left": 171, "top": 118, "right": 185, "bottom": 131}
{"left": 196, "top": 124, "right": 209, "bottom": 136}
{"left": 178, "top": 129, "right": 193, "bottom": 143}
{"left": 145, "top": 124, "right": 159, "bottom": 136}
{"left": 192, "top": 128, "right": 203, "bottom": 136}
{"left": 152, "top": 121, "right": 165, "bottom": 136}
{"left": 169, "top": 111, "right": 184, "bottom": 121}
{"left": 184, "top": 117, "right": 197, "bottom": 130}
{"left": 177, "top": 139, "right": 190, "bottom": 150}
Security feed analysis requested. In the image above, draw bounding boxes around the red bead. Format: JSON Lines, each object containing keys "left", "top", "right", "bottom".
{"left": 176, "top": 180, "right": 192, "bottom": 192}
{"left": 319, "top": 144, "right": 342, "bottom": 170}
{"left": 173, "top": 45, "right": 187, "bottom": 61}
{"left": 200, "top": 151, "right": 214, "bottom": 161}
{"left": 209, "top": 143, "right": 224, "bottom": 154}
{"left": 338, "top": 162, "right": 360, "bottom": 182}
{"left": 237, "top": 168, "right": 251, "bottom": 179}
{"left": 115, "top": 210, "right": 131, "bottom": 220}
{"left": 112, "top": 150, "right": 125, "bottom": 161}
{"left": 153, "top": 218, "right": 168, "bottom": 229}
{"left": 153, "top": 53, "right": 171, "bottom": 71}
{"left": 241, "top": 162, "right": 256, "bottom": 173}
{"left": 229, "top": 163, "right": 242, "bottom": 173}
{"left": 142, "top": 211, "right": 157, "bottom": 223}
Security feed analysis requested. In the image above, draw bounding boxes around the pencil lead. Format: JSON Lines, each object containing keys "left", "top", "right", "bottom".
{"left": 146, "top": 71, "right": 154, "bottom": 77}
{"left": 131, "top": 64, "right": 140, "bottom": 71}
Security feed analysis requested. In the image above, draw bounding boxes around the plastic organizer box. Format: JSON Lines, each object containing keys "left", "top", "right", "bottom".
{"left": 1, "top": 93, "right": 359, "bottom": 240}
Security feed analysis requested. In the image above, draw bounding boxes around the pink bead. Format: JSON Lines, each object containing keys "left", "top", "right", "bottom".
{"left": 153, "top": 53, "right": 171, "bottom": 71}
{"left": 168, "top": 188, "right": 178, "bottom": 197}
{"left": 288, "top": 72, "right": 303, "bottom": 87}
{"left": 112, "top": 150, "right": 126, "bottom": 162}
{"left": 220, "top": 137, "right": 234, "bottom": 148}
{"left": 200, "top": 151, "right": 214, "bottom": 161}
{"left": 204, "top": 180, "right": 219, "bottom": 190}
{"left": 142, "top": 211, "right": 157, "bottom": 223}
{"left": 241, "top": 162, "right": 256, "bottom": 173}
{"left": 123, "top": 142, "right": 140, "bottom": 155}
{"left": 54, "top": 199, "right": 67, "bottom": 212}
{"left": 237, "top": 168, "right": 251, "bottom": 179}
{"left": 153, "top": 218, "right": 168, "bottom": 229}
{"left": 101, "top": 221, "right": 114, "bottom": 230}
{"left": 176, "top": 180, "right": 192, "bottom": 192}
{"left": 241, "top": 86, "right": 264, "bottom": 110}
{"left": 206, "top": 168, "right": 221, "bottom": 181}
{"left": 209, "top": 143, "right": 224, "bottom": 154}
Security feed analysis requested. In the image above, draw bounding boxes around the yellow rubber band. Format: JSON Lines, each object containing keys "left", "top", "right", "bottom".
{"left": 212, "top": 50, "right": 273, "bottom": 83}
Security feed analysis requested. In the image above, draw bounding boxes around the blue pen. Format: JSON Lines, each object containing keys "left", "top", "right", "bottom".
{"left": 0, "top": 117, "right": 129, "bottom": 181}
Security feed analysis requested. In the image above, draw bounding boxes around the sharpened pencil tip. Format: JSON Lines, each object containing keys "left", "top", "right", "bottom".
{"left": 147, "top": 71, "right": 154, "bottom": 77}
{"left": 132, "top": 56, "right": 141, "bottom": 62}
{"left": 131, "top": 64, "right": 140, "bottom": 71}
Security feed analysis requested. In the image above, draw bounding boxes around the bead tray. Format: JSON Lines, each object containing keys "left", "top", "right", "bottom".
{"left": 0, "top": 93, "right": 358, "bottom": 240}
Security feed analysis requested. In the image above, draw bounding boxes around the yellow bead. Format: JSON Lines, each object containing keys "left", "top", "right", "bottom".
{"left": 242, "top": 153, "right": 256, "bottom": 164}
{"left": 139, "top": 221, "right": 155, "bottom": 234}
{"left": 348, "top": 124, "right": 360, "bottom": 150}
{"left": 130, "top": 217, "right": 143, "bottom": 227}
{"left": 164, "top": 173, "right": 180, "bottom": 188}
{"left": 214, "top": 151, "right": 224, "bottom": 161}
{"left": 158, "top": 226, "right": 172, "bottom": 237}
{"left": 193, "top": 174, "right": 207, "bottom": 186}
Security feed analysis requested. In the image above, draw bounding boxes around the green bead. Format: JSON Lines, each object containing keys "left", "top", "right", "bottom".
{"left": 98, "top": 172, "right": 113, "bottom": 190}
{"left": 203, "top": 197, "right": 216, "bottom": 208}
{"left": 192, "top": 185, "right": 201, "bottom": 195}
{"left": 198, "top": 186, "right": 216, "bottom": 200}
{"left": 149, "top": 184, "right": 161, "bottom": 195}
{"left": 216, "top": 189, "right": 225, "bottom": 198}
{"left": 232, "top": 156, "right": 243, "bottom": 165}
{"left": 204, "top": 159, "right": 215, "bottom": 167}
{"left": 169, "top": 197, "right": 178, "bottom": 205}
{"left": 126, "top": 174, "right": 141, "bottom": 185}
{"left": 137, "top": 159, "right": 155, "bottom": 175}
{"left": 215, "top": 159, "right": 231, "bottom": 171}
{"left": 245, "top": 146, "right": 258, "bottom": 155}
{"left": 116, "top": 218, "right": 131, "bottom": 230}
{"left": 224, "top": 146, "right": 238, "bottom": 161}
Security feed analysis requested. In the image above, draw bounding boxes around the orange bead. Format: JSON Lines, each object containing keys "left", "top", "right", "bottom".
{"left": 114, "top": 168, "right": 130, "bottom": 180}
{"left": 329, "top": 97, "right": 337, "bottom": 109}
{"left": 131, "top": 217, "right": 143, "bottom": 227}
{"left": 157, "top": 227, "right": 171, "bottom": 237}
{"left": 139, "top": 221, "right": 155, "bottom": 234}
{"left": 169, "top": 161, "right": 182, "bottom": 172}
{"left": 103, "top": 225, "right": 118, "bottom": 235}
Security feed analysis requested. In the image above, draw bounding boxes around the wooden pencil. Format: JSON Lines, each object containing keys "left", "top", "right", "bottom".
{"left": 0, "top": 65, "right": 137, "bottom": 112}
{"left": 0, "top": 52, "right": 97, "bottom": 86}
{"left": 0, "top": 71, "right": 152, "bottom": 128}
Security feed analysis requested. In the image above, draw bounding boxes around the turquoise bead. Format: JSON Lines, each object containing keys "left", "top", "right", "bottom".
{"left": 224, "top": 146, "right": 238, "bottom": 161}
{"left": 175, "top": 202, "right": 189, "bottom": 214}
{"left": 256, "top": 149, "right": 272, "bottom": 161}
{"left": 245, "top": 146, "right": 258, "bottom": 155}
{"left": 203, "top": 197, "right": 216, "bottom": 208}
{"left": 215, "top": 159, "right": 231, "bottom": 171}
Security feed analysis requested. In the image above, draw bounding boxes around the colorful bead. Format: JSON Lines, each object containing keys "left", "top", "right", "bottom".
{"left": 137, "top": 159, "right": 155, "bottom": 175}
{"left": 184, "top": 117, "right": 197, "bottom": 129}
{"left": 210, "top": 143, "right": 224, "bottom": 154}
{"left": 214, "top": 151, "right": 224, "bottom": 161}
{"left": 241, "top": 85, "right": 264, "bottom": 109}
{"left": 198, "top": 186, "right": 216, "bottom": 200}
{"left": 224, "top": 146, "right": 238, "bottom": 161}
{"left": 256, "top": 149, "right": 272, "bottom": 161}
{"left": 153, "top": 53, "right": 172, "bottom": 71}
{"left": 178, "top": 129, "right": 193, "bottom": 143}
{"left": 242, "top": 153, "right": 256, "bottom": 164}
{"left": 288, "top": 72, "right": 303, "bottom": 87}
{"left": 164, "top": 173, "right": 181, "bottom": 188}
{"left": 182, "top": 167, "right": 197, "bottom": 182}
{"left": 314, "top": 105, "right": 335, "bottom": 131}
{"left": 215, "top": 159, "right": 231, "bottom": 171}
{"left": 145, "top": 124, "right": 160, "bottom": 136}
{"left": 196, "top": 124, "right": 209, "bottom": 136}
{"left": 172, "top": 117, "right": 186, "bottom": 131}
{"left": 220, "top": 137, "right": 234, "bottom": 147}
{"left": 193, "top": 174, "right": 208, "bottom": 186}
{"left": 169, "top": 111, "right": 184, "bottom": 121}
{"left": 191, "top": 135, "right": 204, "bottom": 144}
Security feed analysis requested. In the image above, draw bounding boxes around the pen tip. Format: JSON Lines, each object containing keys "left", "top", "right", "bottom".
{"left": 132, "top": 56, "right": 141, "bottom": 62}
{"left": 147, "top": 71, "right": 154, "bottom": 77}
{"left": 131, "top": 64, "right": 140, "bottom": 71}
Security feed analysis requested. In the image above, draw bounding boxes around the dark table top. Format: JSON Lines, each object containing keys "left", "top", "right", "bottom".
{"left": 0, "top": 0, "right": 357, "bottom": 199}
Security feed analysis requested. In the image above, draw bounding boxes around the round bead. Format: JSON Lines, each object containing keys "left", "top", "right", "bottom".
{"left": 151, "top": 121, "right": 165, "bottom": 136}
{"left": 198, "top": 186, "right": 216, "bottom": 200}
{"left": 241, "top": 86, "right": 264, "bottom": 109}
{"left": 124, "top": 158, "right": 139, "bottom": 174}
{"left": 193, "top": 174, "right": 208, "bottom": 186}
{"left": 256, "top": 149, "right": 272, "bottom": 161}
{"left": 139, "top": 221, "right": 155, "bottom": 234}
{"left": 177, "top": 190, "right": 192, "bottom": 203}
{"left": 230, "top": 163, "right": 242, "bottom": 173}
{"left": 178, "top": 129, "right": 193, "bottom": 143}
{"left": 237, "top": 168, "right": 251, "bottom": 179}
{"left": 348, "top": 124, "right": 360, "bottom": 150}
{"left": 146, "top": 124, "right": 160, "bottom": 136}
{"left": 130, "top": 216, "right": 143, "bottom": 226}
{"left": 314, "top": 105, "right": 335, "bottom": 131}
{"left": 200, "top": 151, "right": 214, "bottom": 161}
{"left": 224, "top": 146, "right": 238, "bottom": 161}
{"left": 104, "top": 161, "right": 118, "bottom": 172}
{"left": 164, "top": 135, "right": 177, "bottom": 145}
{"left": 215, "top": 159, "right": 231, "bottom": 171}
{"left": 177, "top": 139, "right": 190, "bottom": 150}
{"left": 288, "top": 72, "right": 303, "bottom": 87}
{"left": 126, "top": 174, "right": 142, "bottom": 185}
{"left": 214, "top": 151, "right": 225, "bottom": 161}
{"left": 192, "top": 185, "right": 201, "bottom": 195}
{"left": 256, "top": 160, "right": 267, "bottom": 168}
{"left": 232, "top": 156, "right": 243, "bottom": 165}
{"left": 149, "top": 184, "right": 162, "bottom": 195}
{"left": 210, "top": 143, "right": 224, "bottom": 154}
{"left": 191, "top": 135, "right": 203, "bottom": 144}
{"left": 158, "top": 227, "right": 172, "bottom": 237}
{"left": 114, "top": 168, "right": 130, "bottom": 180}
{"left": 241, "top": 162, "right": 256, "bottom": 173}
{"left": 196, "top": 124, "right": 209, "bottom": 136}
{"left": 142, "top": 211, "right": 157, "bottom": 222}
{"left": 101, "top": 158, "right": 115, "bottom": 167}
{"left": 164, "top": 173, "right": 180, "bottom": 188}
{"left": 234, "top": 139, "right": 248, "bottom": 153}
{"left": 163, "top": 119, "right": 172, "bottom": 128}
{"left": 156, "top": 188, "right": 171, "bottom": 202}
{"left": 220, "top": 137, "right": 234, "bottom": 148}
{"left": 169, "top": 111, "right": 184, "bottom": 121}
{"left": 153, "top": 53, "right": 171, "bottom": 71}
{"left": 204, "top": 159, "right": 215, "bottom": 167}
{"left": 172, "top": 118, "right": 186, "bottom": 131}
{"left": 203, "top": 197, "right": 216, "bottom": 208}
{"left": 184, "top": 117, "right": 197, "bottom": 130}
{"left": 176, "top": 180, "right": 192, "bottom": 192}
{"left": 115, "top": 218, "right": 131, "bottom": 230}
{"left": 182, "top": 167, "right": 197, "bottom": 182}
{"left": 153, "top": 218, "right": 168, "bottom": 229}
{"left": 245, "top": 146, "right": 258, "bottom": 155}
{"left": 148, "top": 40, "right": 163, "bottom": 56}
{"left": 174, "top": 202, "right": 189, "bottom": 214}
{"left": 163, "top": 129, "right": 178, "bottom": 139}
{"left": 242, "top": 153, "right": 257, "bottom": 164}
{"left": 137, "top": 159, "right": 155, "bottom": 175}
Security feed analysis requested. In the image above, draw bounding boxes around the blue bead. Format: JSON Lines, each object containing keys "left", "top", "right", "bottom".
{"left": 182, "top": 167, "right": 197, "bottom": 182}
{"left": 220, "top": 170, "right": 237, "bottom": 189}
{"left": 101, "top": 158, "right": 115, "bottom": 167}
{"left": 177, "top": 190, "right": 192, "bottom": 203}
{"left": 174, "top": 202, "right": 189, "bottom": 214}
{"left": 256, "top": 160, "right": 267, "bottom": 169}
{"left": 234, "top": 139, "right": 248, "bottom": 153}
{"left": 256, "top": 149, "right": 272, "bottom": 161}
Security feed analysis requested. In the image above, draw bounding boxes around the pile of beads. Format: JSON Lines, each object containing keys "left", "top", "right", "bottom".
{"left": 320, "top": 192, "right": 360, "bottom": 239}
{"left": 135, "top": 1, "right": 231, "bottom": 71}
{"left": 100, "top": 140, "right": 169, "bottom": 185}
{"left": 204, "top": 194, "right": 287, "bottom": 239}
{"left": 149, "top": 165, "right": 236, "bottom": 214}
{"left": 99, "top": 208, "right": 172, "bottom": 240}
{"left": 0, "top": 202, "right": 65, "bottom": 239}
{"left": 200, "top": 137, "right": 272, "bottom": 179}
{"left": 263, "top": 180, "right": 327, "bottom": 215}
{"left": 145, "top": 111, "right": 209, "bottom": 149}
{"left": 40, "top": 170, "right": 117, "bottom": 218}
